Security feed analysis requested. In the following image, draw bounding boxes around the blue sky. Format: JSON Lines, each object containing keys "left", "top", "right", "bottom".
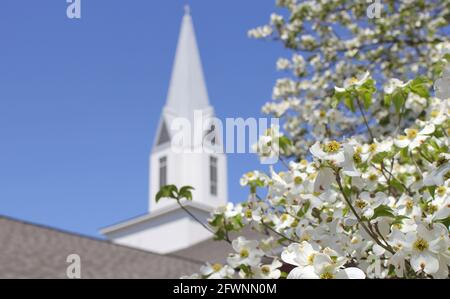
{"left": 0, "top": 0, "right": 287, "bottom": 237}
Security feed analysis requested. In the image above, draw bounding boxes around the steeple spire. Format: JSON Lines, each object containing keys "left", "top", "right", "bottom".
{"left": 165, "top": 6, "right": 210, "bottom": 118}
{"left": 184, "top": 5, "right": 191, "bottom": 16}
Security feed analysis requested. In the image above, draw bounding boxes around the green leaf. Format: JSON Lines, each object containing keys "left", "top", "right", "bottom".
{"left": 333, "top": 90, "right": 354, "bottom": 111}
{"left": 297, "top": 200, "right": 311, "bottom": 218}
{"left": 383, "top": 94, "right": 392, "bottom": 107}
{"left": 428, "top": 186, "right": 436, "bottom": 197}
{"left": 279, "top": 136, "right": 292, "bottom": 152}
{"left": 390, "top": 179, "right": 405, "bottom": 193}
{"left": 409, "top": 76, "right": 431, "bottom": 99}
{"left": 392, "top": 215, "right": 409, "bottom": 225}
{"left": 436, "top": 216, "right": 450, "bottom": 228}
{"left": 155, "top": 185, "right": 178, "bottom": 203}
{"left": 387, "top": 265, "right": 396, "bottom": 276}
{"left": 342, "top": 185, "right": 352, "bottom": 199}
{"left": 179, "top": 185, "right": 195, "bottom": 201}
{"left": 399, "top": 147, "right": 409, "bottom": 160}
{"left": 371, "top": 152, "right": 389, "bottom": 164}
{"left": 240, "top": 264, "right": 252, "bottom": 276}
{"left": 209, "top": 214, "right": 224, "bottom": 227}
{"left": 344, "top": 96, "right": 356, "bottom": 112}
{"left": 362, "top": 93, "right": 372, "bottom": 110}
{"left": 358, "top": 78, "right": 377, "bottom": 110}
{"left": 392, "top": 88, "right": 408, "bottom": 113}
{"left": 372, "top": 205, "right": 396, "bottom": 219}
{"left": 213, "top": 229, "right": 226, "bottom": 241}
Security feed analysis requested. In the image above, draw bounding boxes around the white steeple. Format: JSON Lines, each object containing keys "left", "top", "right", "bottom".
{"left": 101, "top": 7, "right": 228, "bottom": 254}
{"left": 149, "top": 7, "right": 227, "bottom": 213}
{"left": 165, "top": 5, "right": 211, "bottom": 119}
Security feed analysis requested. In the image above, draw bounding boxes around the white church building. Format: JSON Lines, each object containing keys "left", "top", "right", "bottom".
{"left": 100, "top": 7, "right": 228, "bottom": 254}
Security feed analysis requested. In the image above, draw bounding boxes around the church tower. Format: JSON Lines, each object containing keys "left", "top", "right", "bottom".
{"left": 101, "top": 7, "right": 228, "bottom": 254}
{"left": 150, "top": 6, "right": 227, "bottom": 213}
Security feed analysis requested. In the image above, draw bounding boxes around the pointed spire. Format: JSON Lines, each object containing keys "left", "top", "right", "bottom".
{"left": 184, "top": 5, "right": 191, "bottom": 16}
{"left": 165, "top": 6, "right": 210, "bottom": 118}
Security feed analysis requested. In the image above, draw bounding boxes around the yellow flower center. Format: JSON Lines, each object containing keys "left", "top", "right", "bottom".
{"left": 324, "top": 141, "right": 341, "bottom": 153}
{"left": 307, "top": 254, "right": 316, "bottom": 265}
{"left": 348, "top": 77, "right": 359, "bottom": 85}
{"left": 240, "top": 249, "right": 250, "bottom": 258}
{"left": 355, "top": 199, "right": 368, "bottom": 209}
{"left": 413, "top": 238, "right": 429, "bottom": 252}
{"left": 261, "top": 266, "right": 271, "bottom": 275}
{"left": 245, "top": 209, "right": 253, "bottom": 218}
{"left": 353, "top": 153, "right": 362, "bottom": 164}
{"left": 392, "top": 223, "right": 402, "bottom": 230}
{"left": 212, "top": 263, "right": 223, "bottom": 272}
{"left": 301, "top": 233, "right": 311, "bottom": 242}
{"left": 368, "top": 174, "right": 378, "bottom": 181}
{"left": 426, "top": 204, "right": 438, "bottom": 214}
{"left": 281, "top": 214, "right": 289, "bottom": 222}
{"left": 436, "top": 186, "right": 446, "bottom": 197}
{"left": 320, "top": 272, "right": 335, "bottom": 279}
{"left": 294, "top": 176, "right": 303, "bottom": 185}
{"left": 405, "top": 200, "right": 414, "bottom": 210}
{"left": 430, "top": 110, "right": 439, "bottom": 118}
{"left": 369, "top": 143, "right": 377, "bottom": 153}
{"left": 406, "top": 129, "right": 418, "bottom": 139}
{"left": 319, "top": 110, "right": 326, "bottom": 118}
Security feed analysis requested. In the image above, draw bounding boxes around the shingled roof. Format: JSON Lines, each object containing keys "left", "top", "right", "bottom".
{"left": 0, "top": 216, "right": 204, "bottom": 278}
{"left": 0, "top": 215, "right": 270, "bottom": 278}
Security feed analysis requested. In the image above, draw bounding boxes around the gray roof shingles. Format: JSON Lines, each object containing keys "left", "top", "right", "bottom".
{"left": 0, "top": 216, "right": 204, "bottom": 279}
{"left": 0, "top": 216, "right": 268, "bottom": 278}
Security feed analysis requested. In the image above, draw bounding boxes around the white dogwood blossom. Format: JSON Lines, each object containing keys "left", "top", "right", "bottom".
{"left": 282, "top": 242, "right": 366, "bottom": 279}
{"left": 200, "top": 263, "right": 235, "bottom": 279}
{"left": 183, "top": 70, "right": 449, "bottom": 278}
{"left": 164, "top": 0, "right": 450, "bottom": 280}
{"left": 395, "top": 124, "right": 436, "bottom": 151}
{"left": 227, "top": 237, "right": 265, "bottom": 268}
{"left": 249, "top": 0, "right": 449, "bottom": 159}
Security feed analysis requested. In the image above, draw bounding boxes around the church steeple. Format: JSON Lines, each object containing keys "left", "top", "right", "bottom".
{"left": 101, "top": 7, "right": 228, "bottom": 254}
{"left": 165, "top": 5, "right": 211, "bottom": 119}
{"left": 149, "top": 7, "right": 227, "bottom": 213}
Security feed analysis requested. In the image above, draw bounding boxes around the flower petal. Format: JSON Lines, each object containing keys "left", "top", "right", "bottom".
{"left": 410, "top": 252, "right": 439, "bottom": 274}
{"left": 287, "top": 266, "right": 318, "bottom": 279}
{"left": 335, "top": 267, "right": 366, "bottom": 279}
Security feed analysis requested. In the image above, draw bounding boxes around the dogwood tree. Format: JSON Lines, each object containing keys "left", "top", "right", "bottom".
{"left": 250, "top": 0, "right": 449, "bottom": 158}
{"left": 158, "top": 0, "right": 450, "bottom": 279}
